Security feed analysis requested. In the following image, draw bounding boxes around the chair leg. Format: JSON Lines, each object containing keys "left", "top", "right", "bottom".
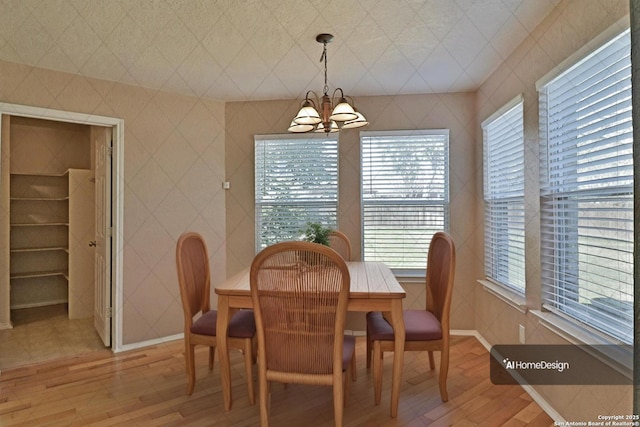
{"left": 343, "top": 367, "right": 352, "bottom": 407}
{"left": 208, "top": 346, "right": 215, "bottom": 370}
{"left": 252, "top": 337, "right": 258, "bottom": 364}
{"left": 185, "top": 342, "right": 196, "bottom": 396}
{"left": 259, "top": 374, "right": 269, "bottom": 426}
{"left": 372, "top": 341, "right": 383, "bottom": 405}
{"left": 243, "top": 339, "right": 255, "bottom": 405}
{"left": 333, "top": 379, "right": 345, "bottom": 427}
{"left": 351, "top": 349, "right": 357, "bottom": 381}
{"left": 438, "top": 348, "right": 450, "bottom": 402}
{"left": 428, "top": 350, "right": 435, "bottom": 370}
{"left": 366, "top": 330, "right": 372, "bottom": 369}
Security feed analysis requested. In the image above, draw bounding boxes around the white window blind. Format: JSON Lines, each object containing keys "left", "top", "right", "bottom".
{"left": 539, "top": 29, "right": 633, "bottom": 344}
{"left": 482, "top": 96, "right": 525, "bottom": 292}
{"left": 361, "top": 130, "right": 449, "bottom": 273}
{"left": 255, "top": 135, "right": 338, "bottom": 251}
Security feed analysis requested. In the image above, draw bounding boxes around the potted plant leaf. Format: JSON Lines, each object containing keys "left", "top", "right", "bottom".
{"left": 301, "top": 222, "right": 333, "bottom": 246}
{"left": 300, "top": 222, "right": 333, "bottom": 265}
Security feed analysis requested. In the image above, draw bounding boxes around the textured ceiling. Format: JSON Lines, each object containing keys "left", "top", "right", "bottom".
{"left": 0, "top": 0, "right": 560, "bottom": 101}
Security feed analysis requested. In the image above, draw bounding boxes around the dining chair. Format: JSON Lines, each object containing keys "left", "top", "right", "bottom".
{"left": 328, "top": 230, "right": 352, "bottom": 261}
{"left": 250, "top": 241, "right": 355, "bottom": 427}
{"left": 176, "top": 231, "right": 256, "bottom": 402}
{"left": 366, "top": 231, "right": 456, "bottom": 403}
{"left": 327, "top": 230, "right": 358, "bottom": 381}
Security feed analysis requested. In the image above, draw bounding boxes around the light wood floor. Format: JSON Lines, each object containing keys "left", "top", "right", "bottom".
{"left": 0, "top": 335, "right": 554, "bottom": 426}
{"left": 0, "top": 304, "right": 107, "bottom": 371}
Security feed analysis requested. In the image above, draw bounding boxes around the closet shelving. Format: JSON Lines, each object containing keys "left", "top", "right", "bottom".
{"left": 9, "top": 173, "right": 70, "bottom": 306}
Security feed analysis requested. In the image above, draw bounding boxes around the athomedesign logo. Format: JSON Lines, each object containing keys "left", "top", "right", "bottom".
{"left": 503, "top": 358, "right": 570, "bottom": 373}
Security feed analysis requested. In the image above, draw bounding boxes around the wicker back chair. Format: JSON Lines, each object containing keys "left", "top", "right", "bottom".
{"left": 366, "top": 231, "right": 456, "bottom": 403}
{"left": 176, "top": 232, "right": 256, "bottom": 402}
{"left": 250, "top": 241, "right": 355, "bottom": 427}
{"left": 328, "top": 230, "right": 352, "bottom": 261}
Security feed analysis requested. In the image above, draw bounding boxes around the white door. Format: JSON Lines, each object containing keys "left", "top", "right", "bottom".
{"left": 93, "top": 127, "right": 112, "bottom": 347}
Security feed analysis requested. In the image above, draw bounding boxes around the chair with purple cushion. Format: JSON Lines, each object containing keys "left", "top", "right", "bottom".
{"left": 176, "top": 232, "right": 256, "bottom": 403}
{"left": 250, "top": 241, "right": 355, "bottom": 427}
{"left": 328, "top": 230, "right": 352, "bottom": 261}
{"left": 366, "top": 231, "right": 456, "bottom": 403}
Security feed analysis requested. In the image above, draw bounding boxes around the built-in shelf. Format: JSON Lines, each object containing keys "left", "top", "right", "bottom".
{"left": 10, "top": 172, "right": 67, "bottom": 177}
{"left": 9, "top": 168, "right": 94, "bottom": 313}
{"left": 11, "top": 197, "right": 69, "bottom": 201}
{"left": 9, "top": 173, "right": 71, "bottom": 306}
{"left": 10, "top": 270, "right": 69, "bottom": 280}
{"left": 10, "top": 222, "right": 69, "bottom": 226}
{"left": 11, "top": 246, "right": 68, "bottom": 253}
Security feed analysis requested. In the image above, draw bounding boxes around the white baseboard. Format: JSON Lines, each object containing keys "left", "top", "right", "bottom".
{"left": 0, "top": 321, "right": 12, "bottom": 330}
{"left": 454, "top": 329, "right": 564, "bottom": 423}
{"left": 520, "top": 383, "right": 565, "bottom": 423}
{"left": 115, "top": 333, "right": 183, "bottom": 353}
{"left": 452, "top": 329, "right": 494, "bottom": 354}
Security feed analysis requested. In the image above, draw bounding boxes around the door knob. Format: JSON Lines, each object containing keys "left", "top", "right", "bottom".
{"left": 89, "top": 241, "right": 97, "bottom": 247}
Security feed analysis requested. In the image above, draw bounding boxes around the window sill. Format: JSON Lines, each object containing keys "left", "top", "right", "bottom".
{"left": 478, "top": 279, "right": 527, "bottom": 314}
{"left": 530, "top": 309, "right": 633, "bottom": 377}
{"left": 391, "top": 269, "right": 425, "bottom": 282}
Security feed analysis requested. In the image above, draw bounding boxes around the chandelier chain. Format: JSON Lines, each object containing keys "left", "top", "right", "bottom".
{"left": 321, "top": 41, "right": 329, "bottom": 95}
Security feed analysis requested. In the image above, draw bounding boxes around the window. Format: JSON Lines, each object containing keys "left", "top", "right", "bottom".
{"left": 361, "top": 130, "right": 449, "bottom": 274}
{"left": 538, "top": 29, "right": 633, "bottom": 344}
{"left": 482, "top": 96, "right": 525, "bottom": 292}
{"left": 254, "top": 134, "right": 338, "bottom": 251}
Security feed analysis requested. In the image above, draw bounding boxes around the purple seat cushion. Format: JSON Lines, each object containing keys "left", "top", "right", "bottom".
{"left": 342, "top": 335, "right": 356, "bottom": 370}
{"left": 190, "top": 309, "right": 256, "bottom": 339}
{"left": 366, "top": 310, "right": 442, "bottom": 341}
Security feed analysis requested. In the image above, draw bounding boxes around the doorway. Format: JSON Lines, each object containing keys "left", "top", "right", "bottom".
{"left": 0, "top": 103, "right": 124, "bottom": 369}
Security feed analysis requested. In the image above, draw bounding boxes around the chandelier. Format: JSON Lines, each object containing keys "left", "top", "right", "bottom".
{"left": 288, "top": 34, "right": 369, "bottom": 133}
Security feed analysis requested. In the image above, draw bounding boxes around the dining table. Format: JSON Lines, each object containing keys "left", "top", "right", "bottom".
{"left": 214, "top": 260, "right": 406, "bottom": 417}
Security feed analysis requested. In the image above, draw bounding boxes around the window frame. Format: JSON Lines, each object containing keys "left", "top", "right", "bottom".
{"left": 481, "top": 94, "right": 526, "bottom": 294}
{"left": 360, "top": 129, "right": 450, "bottom": 276}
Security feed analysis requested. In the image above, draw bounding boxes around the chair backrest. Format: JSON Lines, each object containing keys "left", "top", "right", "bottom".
{"left": 250, "top": 241, "right": 350, "bottom": 377}
{"left": 425, "top": 232, "right": 456, "bottom": 329}
{"left": 328, "top": 230, "right": 352, "bottom": 261}
{"left": 176, "top": 232, "right": 211, "bottom": 327}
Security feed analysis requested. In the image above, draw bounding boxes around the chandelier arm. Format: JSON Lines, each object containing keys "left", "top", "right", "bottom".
{"left": 345, "top": 95, "right": 356, "bottom": 107}
{"left": 305, "top": 90, "right": 320, "bottom": 110}
{"left": 332, "top": 88, "right": 346, "bottom": 105}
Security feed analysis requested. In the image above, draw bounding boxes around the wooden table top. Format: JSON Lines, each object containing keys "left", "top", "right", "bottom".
{"left": 215, "top": 261, "right": 405, "bottom": 300}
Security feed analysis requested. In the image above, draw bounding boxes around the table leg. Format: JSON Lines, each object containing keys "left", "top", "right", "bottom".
{"left": 389, "top": 299, "right": 405, "bottom": 417}
{"left": 217, "top": 295, "right": 232, "bottom": 411}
